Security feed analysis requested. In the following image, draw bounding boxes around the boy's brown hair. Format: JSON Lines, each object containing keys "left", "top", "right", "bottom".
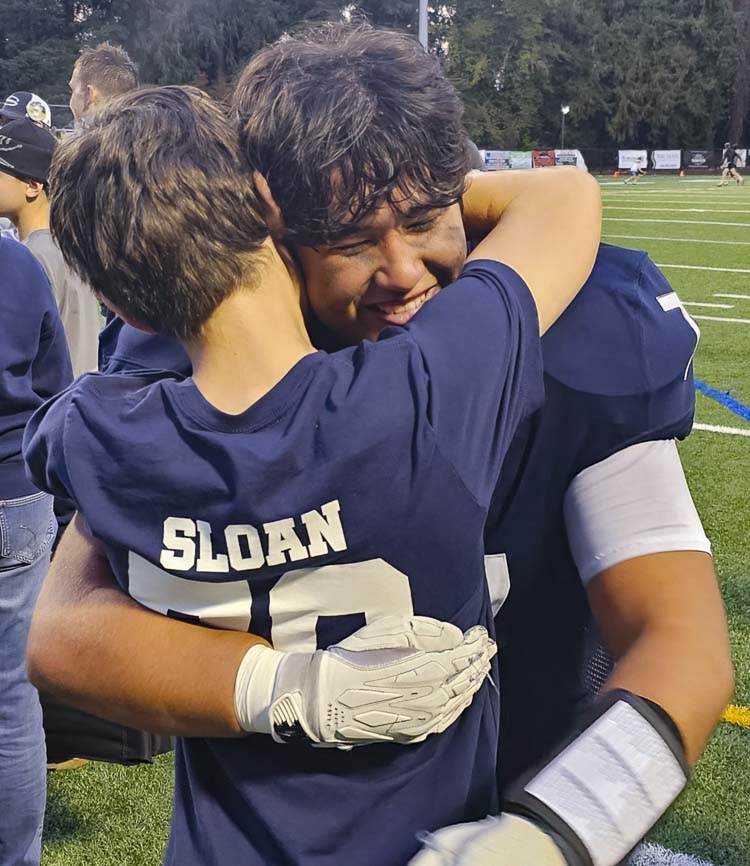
{"left": 49, "top": 86, "right": 268, "bottom": 340}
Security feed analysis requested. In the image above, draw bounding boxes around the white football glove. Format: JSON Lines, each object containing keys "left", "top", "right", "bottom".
{"left": 234, "top": 615, "right": 496, "bottom": 748}
{"left": 409, "top": 814, "right": 568, "bottom": 866}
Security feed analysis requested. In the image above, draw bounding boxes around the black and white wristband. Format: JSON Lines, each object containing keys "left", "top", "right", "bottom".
{"left": 503, "top": 689, "right": 690, "bottom": 866}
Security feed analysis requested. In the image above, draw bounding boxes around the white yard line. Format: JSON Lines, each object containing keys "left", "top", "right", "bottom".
{"left": 602, "top": 198, "right": 750, "bottom": 206}
{"left": 605, "top": 206, "right": 750, "bottom": 214}
{"left": 693, "top": 423, "right": 750, "bottom": 437}
{"left": 603, "top": 234, "right": 750, "bottom": 246}
{"left": 683, "top": 302, "right": 734, "bottom": 309}
{"left": 604, "top": 218, "right": 750, "bottom": 227}
{"left": 629, "top": 842, "right": 722, "bottom": 865}
{"left": 655, "top": 263, "right": 750, "bottom": 274}
{"left": 691, "top": 315, "right": 750, "bottom": 324}
{"left": 714, "top": 293, "right": 750, "bottom": 300}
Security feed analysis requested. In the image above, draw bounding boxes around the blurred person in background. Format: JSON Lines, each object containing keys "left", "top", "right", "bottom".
{"left": 0, "top": 91, "right": 52, "bottom": 128}
{"left": 68, "top": 42, "right": 139, "bottom": 126}
{"left": 718, "top": 142, "right": 744, "bottom": 186}
{"left": 0, "top": 118, "right": 100, "bottom": 375}
{"left": 0, "top": 232, "right": 72, "bottom": 866}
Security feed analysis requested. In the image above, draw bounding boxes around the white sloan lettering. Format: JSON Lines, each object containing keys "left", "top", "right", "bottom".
{"left": 159, "top": 500, "right": 350, "bottom": 574}
{"left": 225, "top": 525, "right": 265, "bottom": 571}
{"left": 160, "top": 517, "right": 196, "bottom": 571}
{"left": 196, "top": 520, "right": 229, "bottom": 573}
{"left": 264, "top": 517, "right": 308, "bottom": 566}
{"left": 301, "top": 500, "right": 347, "bottom": 557}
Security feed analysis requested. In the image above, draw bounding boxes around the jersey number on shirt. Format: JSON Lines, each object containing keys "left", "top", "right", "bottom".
{"left": 127, "top": 552, "right": 414, "bottom": 652}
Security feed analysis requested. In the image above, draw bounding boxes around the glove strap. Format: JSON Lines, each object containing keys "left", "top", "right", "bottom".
{"left": 233, "top": 644, "right": 284, "bottom": 735}
{"left": 504, "top": 689, "right": 689, "bottom": 866}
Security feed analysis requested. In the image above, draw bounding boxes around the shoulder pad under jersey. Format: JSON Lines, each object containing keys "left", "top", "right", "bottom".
{"left": 542, "top": 243, "right": 699, "bottom": 398}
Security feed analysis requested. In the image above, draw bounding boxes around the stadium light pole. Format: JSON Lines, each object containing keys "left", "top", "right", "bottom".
{"left": 560, "top": 105, "right": 570, "bottom": 149}
{"left": 418, "top": 0, "right": 428, "bottom": 48}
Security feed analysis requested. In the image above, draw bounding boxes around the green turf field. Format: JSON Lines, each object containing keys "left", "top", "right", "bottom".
{"left": 41, "top": 175, "right": 750, "bottom": 866}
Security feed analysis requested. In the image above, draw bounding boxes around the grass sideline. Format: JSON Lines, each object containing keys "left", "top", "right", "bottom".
{"left": 42, "top": 175, "right": 750, "bottom": 865}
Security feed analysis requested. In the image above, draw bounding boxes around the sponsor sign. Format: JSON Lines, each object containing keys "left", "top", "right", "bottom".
{"left": 480, "top": 150, "right": 511, "bottom": 171}
{"left": 685, "top": 149, "right": 713, "bottom": 169}
{"left": 735, "top": 148, "right": 747, "bottom": 168}
{"left": 554, "top": 149, "right": 588, "bottom": 170}
{"left": 509, "top": 151, "right": 533, "bottom": 169}
{"left": 619, "top": 149, "right": 648, "bottom": 169}
{"left": 651, "top": 150, "right": 681, "bottom": 170}
{"left": 533, "top": 149, "right": 557, "bottom": 168}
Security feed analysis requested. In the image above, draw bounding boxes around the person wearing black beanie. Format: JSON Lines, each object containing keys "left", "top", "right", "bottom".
{"left": 0, "top": 118, "right": 100, "bottom": 376}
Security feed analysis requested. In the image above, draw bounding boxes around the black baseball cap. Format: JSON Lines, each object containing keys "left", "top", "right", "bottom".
{"left": 0, "top": 118, "right": 56, "bottom": 184}
{"left": 0, "top": 91, "right": 52, "bottom": 127}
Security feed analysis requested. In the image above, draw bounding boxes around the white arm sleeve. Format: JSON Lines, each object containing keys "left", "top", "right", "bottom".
{"left": 564, "top": 440, "right": 712, "bottom": 585}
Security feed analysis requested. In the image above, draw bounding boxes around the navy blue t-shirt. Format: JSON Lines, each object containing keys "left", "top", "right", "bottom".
{"left": 26, "top": 260, "right": 542, "bottom": 866}
{"left": 486, "top": 244, "right": 698, "bottom": 788}
{"left": 92, "top": 242, "right": 699, "bottom": 797}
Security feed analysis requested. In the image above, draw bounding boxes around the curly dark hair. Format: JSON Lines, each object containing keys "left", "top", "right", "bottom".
{"left": 232, "top": 23, "right": 470, "bottom": 246}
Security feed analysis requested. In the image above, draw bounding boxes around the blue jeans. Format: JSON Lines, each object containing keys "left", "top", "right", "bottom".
{"left": 0, "top": 491, "right": 55, "bottom": 866}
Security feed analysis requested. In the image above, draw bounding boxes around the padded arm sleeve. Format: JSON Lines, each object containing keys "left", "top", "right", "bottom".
{"left": 564, "top": 440, "right": 711, "bottom": 585}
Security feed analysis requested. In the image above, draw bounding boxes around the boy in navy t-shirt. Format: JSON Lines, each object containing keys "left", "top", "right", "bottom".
{"left": 25, "top": 85, "right": 600, "bottom": 865}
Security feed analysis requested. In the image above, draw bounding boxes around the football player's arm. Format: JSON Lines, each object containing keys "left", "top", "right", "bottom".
{"left": 409, "top": 441, "right": 733, "bottom": 866}
{"left": 588, "top": 549, "right": 732, "bottom": 765}
{"left": 565, "top": 440, "right": 734, "bottom": 765}
{"left": 463, "top": 167, "right": 602, "bottom": 333}
{"left": 27, "top": 515, "right": 259, "bottom": 738}
{"left": 27, "top": 516, "right": 494, "bottom": 745}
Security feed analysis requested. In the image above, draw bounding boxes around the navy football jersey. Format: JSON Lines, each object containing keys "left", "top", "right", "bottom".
{"left": 486, "top": 244, "right": 698, "bottom": 789}
{"left": 26, "top": 260, "right": 542, "bottom": 866}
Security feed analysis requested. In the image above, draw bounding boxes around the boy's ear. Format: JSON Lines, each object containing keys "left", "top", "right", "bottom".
{"left": 25, "top": 180, "right": 46, "bottom": 202}
{"left": 253, "top": 171, "right": 286, "bottom": 238}
{"left": 85, "top": 83, "right": 99, "bottom": 113}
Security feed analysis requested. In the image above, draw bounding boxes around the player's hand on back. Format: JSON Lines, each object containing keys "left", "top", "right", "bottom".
{"left": 234, "top": 616, "right": 496, "bottom": 748}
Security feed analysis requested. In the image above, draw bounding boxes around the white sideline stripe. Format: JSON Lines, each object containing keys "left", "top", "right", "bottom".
{"left": 683, "top": 302, "right": 734, "bottom": 309}
{"left": 602, "top": 200, "right": 750, "bottom": 208}
{"left": 599, "top": 181, "right": 656, "bottom": 186}
{"left": 693, "top": 423, "right": 750, "bottom": 437}
{"left": 603, "top": 233, "right": 750, "bottom": 247}
{"left": 629, "top": 842, "right": 720, "bottom": 866}
{"left": 605, "top": 206, "right": 750, "bottom": 214}
{"left": 604, "top": 218, "right": 750, "bottom": 227}
{"left": 691, "top": 315, "right": 750, "bottom": 324}
{"left": 602, "top": 198, "right": 750, "bottom": 206}
{"left": 655, "top": 263, "right": 750, "bottom": 274}
{"left": 715, "top": 293, "right": 750, "bottom": 300}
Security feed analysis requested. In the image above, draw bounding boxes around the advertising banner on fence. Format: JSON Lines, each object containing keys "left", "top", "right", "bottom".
{"left": 533, "top": 149, "right": 557, "bottom": 167}
{"left": 619, "top": 149, "right": 648, "bottom": 169}
{"left": 480, "top": 150, "right": 511, "bottom": 171}
{"left": 685, "top": 149, "right": 713, "bottom": 169}
{"left": 510, "top": 151, "right": 533, "bottom": 169}
{"left": 736, "top": 149, "right": 747, "bottom": 167}
{"left": 555, "top": 149, "right": 588, "bottom": 170}
{"left": 651, "top": 150, "right": 681, "bottom": 170}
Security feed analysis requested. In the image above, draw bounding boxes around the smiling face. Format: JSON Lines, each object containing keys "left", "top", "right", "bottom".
{"left": 296, "top": 198, "right": 467, "bottom": 345}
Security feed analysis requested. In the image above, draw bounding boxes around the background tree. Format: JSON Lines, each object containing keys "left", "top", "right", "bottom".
{"left": 0, "top": 0, "right": 743, "bottom": 150}
{"left": 729, "top": 0, "right": 750, "bottom": 143}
